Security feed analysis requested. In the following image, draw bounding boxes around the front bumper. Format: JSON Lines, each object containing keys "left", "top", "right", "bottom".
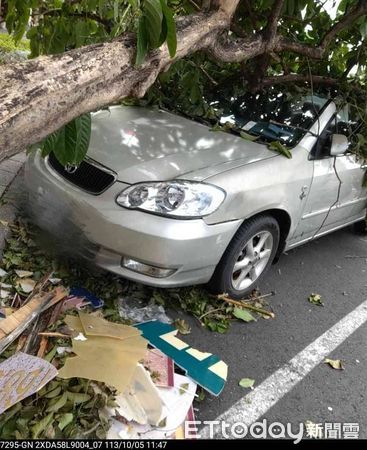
{"left": 23, "top": 152, "right": 241, "bottom": 287}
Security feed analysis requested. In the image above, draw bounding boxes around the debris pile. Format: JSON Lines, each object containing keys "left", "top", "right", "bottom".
{"left": 0, "top": 268, "right": 228, "bottom": 439}
{"left": 0, "top": 220, "right": 276, "bottom": 438}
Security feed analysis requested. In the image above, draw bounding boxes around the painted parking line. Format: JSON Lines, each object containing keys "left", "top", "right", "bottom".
{"left": 200, "top": 299, "right": 367, "bottom": 438}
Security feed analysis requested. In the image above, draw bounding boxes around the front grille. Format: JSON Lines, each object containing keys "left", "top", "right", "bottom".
{"left": 48, "top": 152, "right": 116, "bottom": 195}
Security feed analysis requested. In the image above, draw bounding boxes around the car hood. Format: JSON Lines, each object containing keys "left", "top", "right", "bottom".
{"left": 88, "top": 106, "right": 276, "bottom": 184}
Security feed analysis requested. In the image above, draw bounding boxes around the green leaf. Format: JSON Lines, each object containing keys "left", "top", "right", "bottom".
{"left": 268, "top": 141, "right": 292, "bottom": 159}
{"left": 174, "top": 318, "right": 191, "bottom": 335}
{"left": 160, "top": 0, "right": 177, "bottom": 58}
{"left": 44, "top": 386, "right": 62, "bottom": 399}
{"left": 308, "top": 293, "right": 324, "bottom": 306}
{"left": 179, "top": 382, "right": 189, "bottom": 395}
{"left": 32, "top": 413, "right": 54, "bottom": 439}
{"left": 66, "top": 392, "right": 91, "bottom": 404}
{"left": 360, "top": 20, "right": 367, "bottom": 39}
{"left": 210, "top": 122, "right": 223, "bottom": 132}
{"left": 114, "top": 0, "right": 119, "bottom": 21}
{"left": 46, "top": 393, "right": 68, "bottom": 412}
{"left": 324, "top": 358, "right": 344, "bottom": 370}
{"left": 233, "top": 307, "right": 256, "bottom": 322}
{"left": 136, "top": 16, "right": 148, "bottom": 65}
{"left": 41, "top": 131, "right": 59, "bottom": 158}
{"left": 44, "top": 345, "right": 58, "bottom": 363}
{"left": 49, "top": 113, "right": 91, "bottom": 166}
{"left": 57, "top": 413, "right": 74, "bottom": 431}
{"left": 239, "top": 378, "right": 255, "bottom": 389}
{"left": 240, "top": 131, "right": 259, "bottom": 142}
{"left": 144, "top": 0, "right": 163, "bottom": 49}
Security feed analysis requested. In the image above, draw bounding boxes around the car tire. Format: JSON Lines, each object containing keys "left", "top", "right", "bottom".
{"left": 353, "top": 219, "right": 367, "bottom": 234}
{"left": 208, "top": 215, "right": 280, "bottom": 299}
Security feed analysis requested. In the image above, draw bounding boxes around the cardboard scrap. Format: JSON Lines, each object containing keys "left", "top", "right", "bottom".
{"left": 0, "top": 352, "right": 58, "bottom": 414}
{"left": 143, "top": 349, "right": 174, "bottom": 388}
{"left": 107, "top": 373, "right": 197, "bottom": 439}
{"left": 58, "top": 313, "right": 147, "bottom": 393}
{"left": 114, "top": 364, "right": 163, "bottom": 426}
{"left": 136, "top": 321, "right": 228, "bottom": 396}
{"left": 78, "top": 312, "right": 141, "bottom": 340}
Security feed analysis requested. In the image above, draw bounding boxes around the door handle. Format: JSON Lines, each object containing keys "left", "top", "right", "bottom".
{"left": 361, "top": 165, "right": 367, "bottom": 170}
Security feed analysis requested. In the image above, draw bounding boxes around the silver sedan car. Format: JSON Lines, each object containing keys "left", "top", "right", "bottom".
{"left": 25, "top": 90, "right": 367, "bottom": 298}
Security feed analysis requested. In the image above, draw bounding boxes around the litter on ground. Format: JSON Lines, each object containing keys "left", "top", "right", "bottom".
{"left": 0, "top": 245, "right": 227, "bottom": 439}
{"left": 136, "top": 320, "right": 228, "bottom": 396}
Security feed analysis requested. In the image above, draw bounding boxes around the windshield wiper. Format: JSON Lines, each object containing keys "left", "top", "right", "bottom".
{"left": 269, "top": 119, "right": 318, "bottom": 137}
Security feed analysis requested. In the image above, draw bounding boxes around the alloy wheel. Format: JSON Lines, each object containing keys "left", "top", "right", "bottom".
{"left": 231, "top": 230, "right": 274, "bottom": 291}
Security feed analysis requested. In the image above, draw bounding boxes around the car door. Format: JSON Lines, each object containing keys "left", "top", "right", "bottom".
{"left": 320, "top": 107, "right": 367, "bottom": 231}
{"left": 290, "top": 104, "right": 341, "bottom": 243}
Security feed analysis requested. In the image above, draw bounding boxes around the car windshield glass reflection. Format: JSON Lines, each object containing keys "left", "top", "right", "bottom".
{"left": 211, "top": 89, "right": 328, "bottom": 147}
{"left": 168, "top": 87, "right": 329, "bottom": 148}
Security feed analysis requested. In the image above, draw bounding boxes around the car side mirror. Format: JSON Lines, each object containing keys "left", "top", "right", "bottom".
{"left": 330, "top": 134, "right": 349, "bottom": 156}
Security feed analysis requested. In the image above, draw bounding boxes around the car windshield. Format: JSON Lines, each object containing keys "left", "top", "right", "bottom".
{"left": 210, "top": 89, "right": 329, "bottom": 147}
{"left": 169, "top": 87, "right": 329, "bottom": 148}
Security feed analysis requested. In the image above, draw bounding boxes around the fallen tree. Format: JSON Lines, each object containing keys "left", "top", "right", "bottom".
{"left": 1, "top": 0, "right": 367, "bottom": 162}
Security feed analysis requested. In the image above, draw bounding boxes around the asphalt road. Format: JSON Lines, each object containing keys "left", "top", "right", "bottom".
{"left": 177, "top": 226, "right": 367, "bottom": 440}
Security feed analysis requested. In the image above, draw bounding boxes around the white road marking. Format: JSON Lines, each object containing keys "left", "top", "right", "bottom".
{"left": 200, "top": 299, "right": 367, "bottom": 438}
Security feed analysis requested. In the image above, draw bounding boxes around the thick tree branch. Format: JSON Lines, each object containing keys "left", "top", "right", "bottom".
{"left": 1, "top": 0, "right": 366, "bottom": 162}
{"left": 277, "top": 0, "right": 367, "bottom": 58}
{"left": 249, "top": 0, "right": 284, "bottom": 90}
{"left": 207, "top": 34, "right": 265, "bottom": 62}
{"left": 263, "top": 0, "right": 284, "bottom": 44}
{"left": 0, "top": 3, "right": 239, "bottom": 161}
{"left": 261, "top": 74, "right": 339, "bottom": 87}
{"left": 210, "top": 0, "right": 367, "bottom": 64}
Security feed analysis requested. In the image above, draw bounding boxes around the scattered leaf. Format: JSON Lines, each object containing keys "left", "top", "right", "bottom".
{"left": 195, "top": 388, "right": 205, "bottom": 403}
{"left": 308, "top": 293, "right": 324, "bottom": 306}
{"left": 46, "top": 393, "right": 68, "bottom": 413}
{"left": 268, "top": 141, "right": 292, "bottom": 159}
{"left": 0, "top": 289, "right": 10, "bottom": 299}
{"left": 174, "top": 319, "right": 191, "bottom": 335}
{"left": 15, "top": 270, "right": 34, "bottom": 278}
{"left": 239, "top": 378, "right": 255, "bottom": 389}
{"left": 44, "top": 386, "right": 62, "bottom": 399}
{"left": 32, "top": 412, "right": 54, "bottom": 439}
{"left": 57, "top": 413, "right": 73, "bottom": 431}
{"left": 66, "top": 392, "right": 91, "bottom": 404}
{"left": 210, "top": 122, "right": 223, "bottom": 132}
{"left": 179, "top": 382, "right": 189, "bottom": 395}
{"left": 233, "top": 307, "right": 256, "bottom": 322}
{"left": 44, "top": 346, "right": 58, "bottom": 363}
{"left": 17, "top": 278, "right": 36, "bottom": 293}
{"left": 240, "top": 131, "right": 259, "bottom": 141}
{"left": 324, "top": 358, "right": 344, "bottom": 370}
{"left": 158, "top": 417, "right": 167, "bottom": 428}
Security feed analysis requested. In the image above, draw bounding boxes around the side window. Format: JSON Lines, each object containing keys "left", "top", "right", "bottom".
{"left": 311, "top": 116, "right": 335, "bottom": 159}
{"left": 311, "top": 104, "right": 361, "bottom": 159}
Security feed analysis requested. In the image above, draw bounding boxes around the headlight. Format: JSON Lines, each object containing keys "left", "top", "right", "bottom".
{"left": 116, "top": 181, "right": 226, "bottom": 218}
